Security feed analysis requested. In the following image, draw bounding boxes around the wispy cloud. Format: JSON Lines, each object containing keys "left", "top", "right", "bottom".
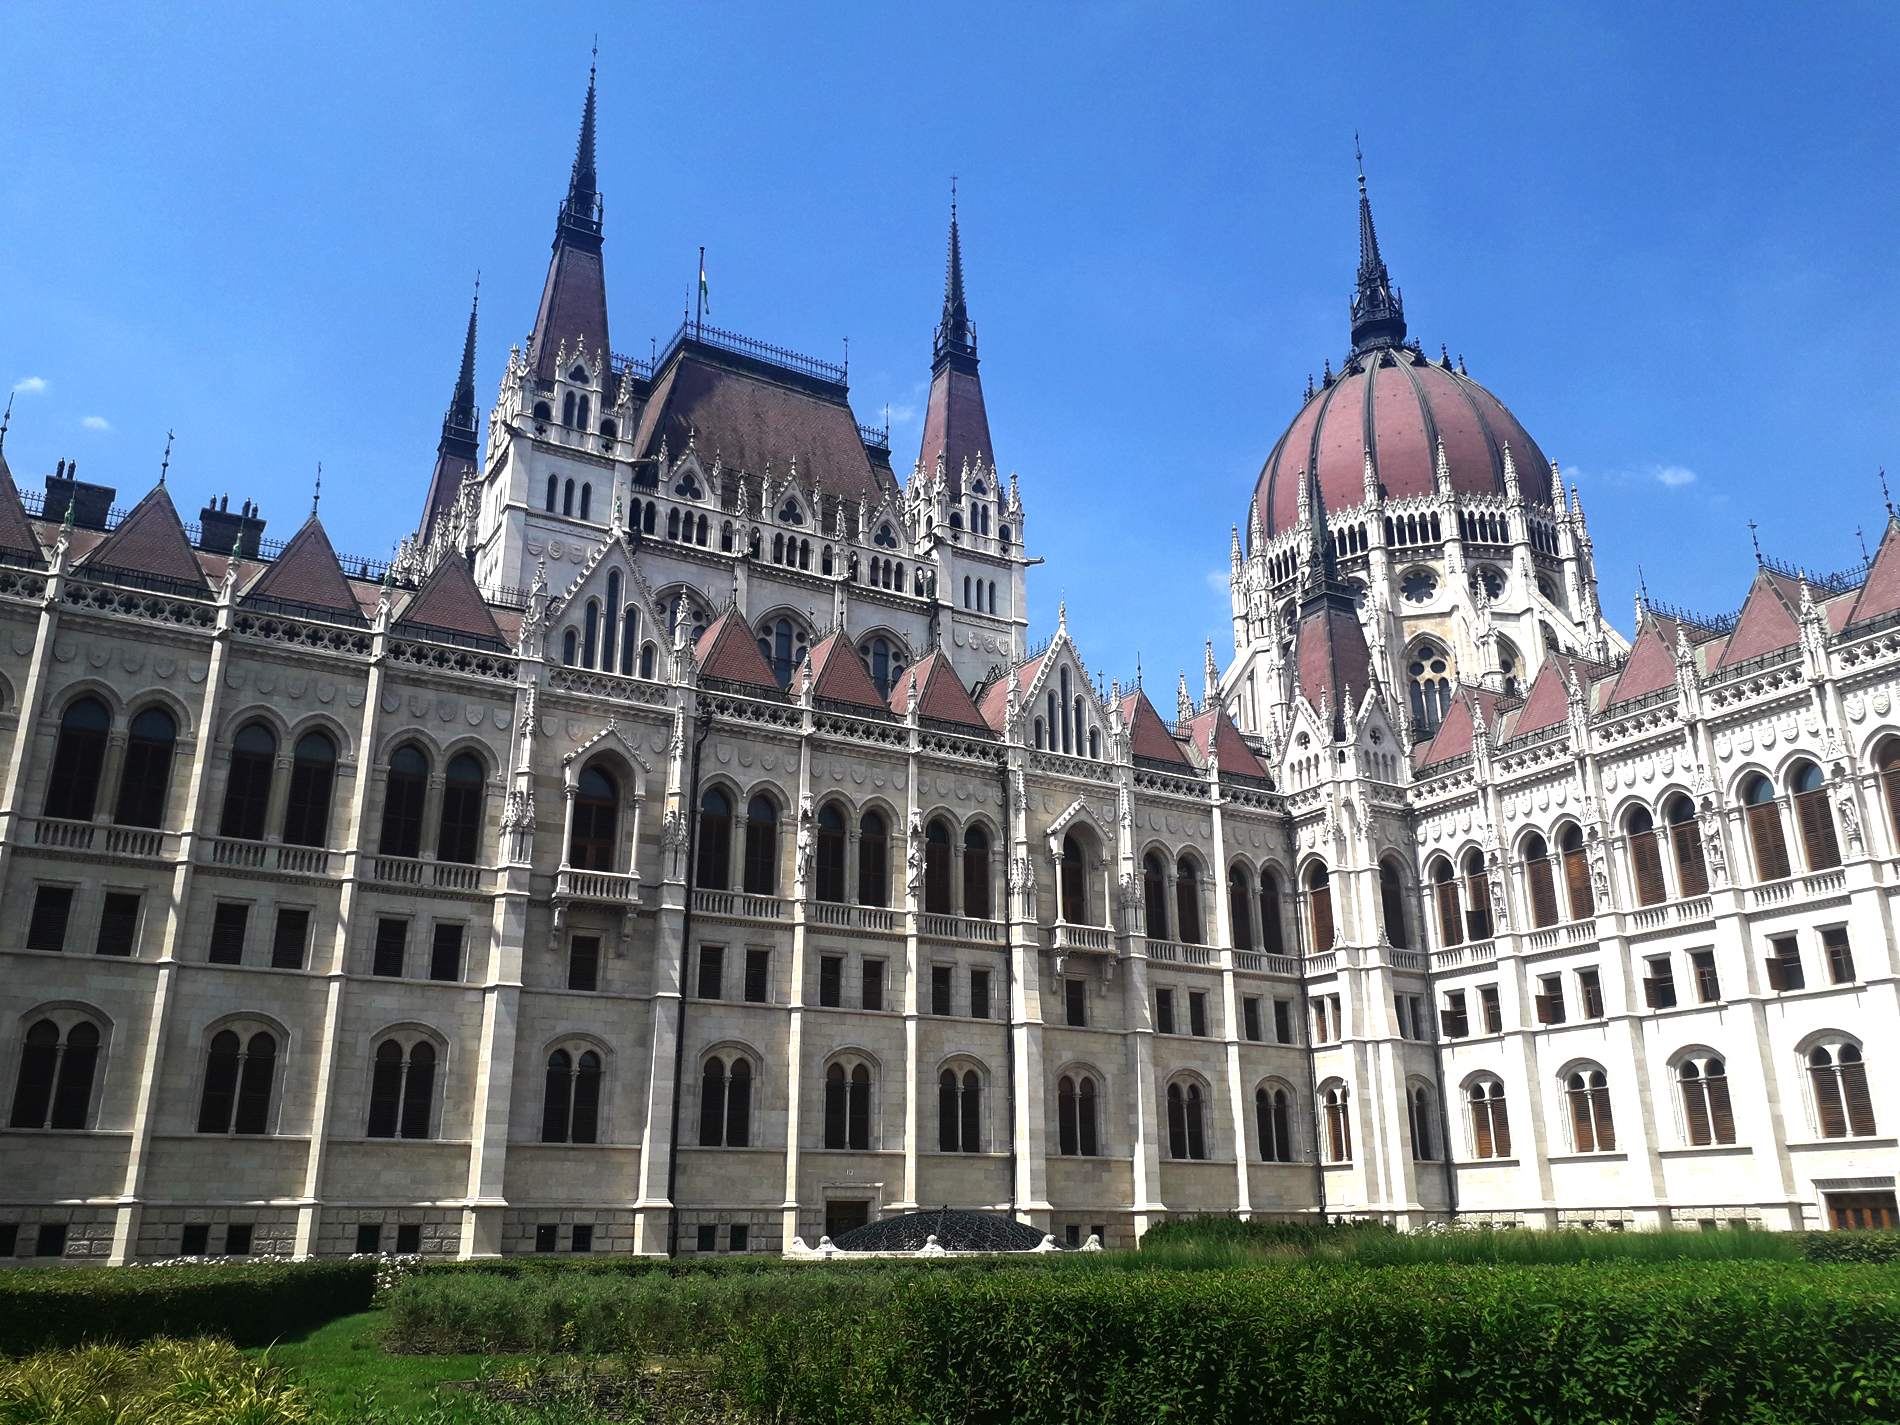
{"left": 1653, "top": 464, "right": 1696, "bottom": 487}
{"left": 81, "top": 416, "right": 111, "bottom": 432}
{"left": 1205, "top": 568, "right": 1232, "bottom": 596}
{"left": 11, "top": 376, "right": 46, "bottom": 394}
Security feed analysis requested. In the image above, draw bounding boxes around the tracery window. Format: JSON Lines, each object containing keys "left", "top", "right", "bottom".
{"left": 1408, "top": 642, "right": 1452, "bottom": 731}
{"left": 1255, "top": 1083, "right": 1293, "bottom": 1162}
{"left": 699, "top": 1056, "right": 752, "bottom": 1147}
{"left": 1566, "top": 1068, "right": 1616, "bottom": 1152}
{"left": 824, "top": 1061, "right": 871, "bottom": 1150}
{"left": 197, "top": 1029, "right": 276, "bottom": 1135}
{"left": 1407, "top": 1085, "right": 1436, "bottom": 1160}
{"left": 758, "top": 619, "right": 808, "bottom": 689}
{"left": 1468, "top": 1079, "right": 1511, "bottom": 1159}
{"left": 1166, "top": 1080, "right": 1207, "bottom": 1160}
{"left": 938, "top": 1068, "right": 980, "bottom": 1153}
{"left": 1323, "top": 1083, "right": 1352, "bottom": 1161}
{"left": 541, "top": 1047, "right": 601, "bottom": 1143}
{"left": 1809, "top": 1043, "right": 1877, "bottom": 1138}
{"left": 366, "top": 1038, "right": 435, "bottom": 1139}
{"left": 1058, "top": 1074, "right": 1098, "bottom": 1156}
{"left": 9, "top": 1019, "right": 100, "bottom": 1130}
{"left": 114, "top": 707, "right": 177, "bottom": 828}
{"left": 1678, "top": 1056, "right": 1735, "bottom": 1146}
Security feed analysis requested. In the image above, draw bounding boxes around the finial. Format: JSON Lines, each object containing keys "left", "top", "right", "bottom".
{"left": 1882, "top": 468, "right": 1894, "bottom": 518}
{"left": 1058, "top": 593, "right": 1067, "bottom": 632}
{"left": 1748, "top": 520, "right": 1762, "bottom": 563}
{"left": 159, "top": 429, "right": 173, "bottom": 485}
{"left": 62, "top": 494, "right": 75, "bottom": 530}
{"left": 1858, "top": 526, "right": 1871, "bottom": 563}
{"left": 0, "top": 392, "right": 11, "bottom": 451}
{"left": 1354, "top": 130, "right": 1364, "bottom": 186}
{"left": 1136, "top": 652, "right": 1142, "bottom": 689}
{"left": 1637, "top": 564, "right": 1650, "bottom": 611}
{"left": 312, "top": 461, "right": 321, "bottom": 516}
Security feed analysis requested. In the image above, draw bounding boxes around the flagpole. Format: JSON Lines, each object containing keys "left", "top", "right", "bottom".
{"left": 696, "top": 246, "right": 705, "bottom": 339}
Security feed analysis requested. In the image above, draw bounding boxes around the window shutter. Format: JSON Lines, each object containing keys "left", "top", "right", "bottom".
{"left": 1813, "top": 1066, "right": 1848, "bottom": 1138}
{"left": 1681, "top": 1078, "right": 1712, "bottom": 1146}
{"left": 1766, "top": 955, "right": 1788, "bottom": 992}
{"left": 1465, "top": 875, "right": 1493, "bottom": 941}
{"left": 1472, "top": 1100, "right": 1494, "bottom": 1159}
{"left": 1672, "top": 822, "right": 1710, "bottom": 897}
{"left": 1569, "top": 1089, "right": 1596, "bottom": 1153}
{"left": 1631, "top": 833, "right": 1667, "bottom": 906}
{"left": 1436, "top": 883, "right": 1463, "bottom": 946}
{"left": 1747, "top": 803, "right": 1791, "bottom": 882}
{"left": 1493, "top": 1100, "right": 1512, "bottom": 1157}
{"left": 1884, "top": 769, "right": 1900, "bottom": 851}
{"left": 1842, "top": 1059, "right": 1878, "bottom": 1137}
{"left": 1591, "top": 1085, "right": 1616, "bottom": 1151}
{"left": 1528, "top": 860, "right": 1560, "bottom": 927}
{"left": 1707, "top": 1072, "right": 1736, "bottom": 1145}
{"left": 1795, "top": 790, "right": 1841, "bottom": 871}
{"left": 1563, "top": 850, "right": 1595, "bottom": 920}
{"left": 1642, "top": 976, "right": 1669, "bottom": 1008}
{"left": 1310, "top": 888, "right": 1334, "bottom": 954}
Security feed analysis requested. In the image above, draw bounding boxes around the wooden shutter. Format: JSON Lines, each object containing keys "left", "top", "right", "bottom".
{"left": 1795, "top": 790, "right": 1841, "bottom": 871}
{"left": 1569, "top": 1089, "right": 1596, "bottom": 1153}
{"left": 1465, "top": 875, "right": 1493, "bottom": 941}
{"left": 1631, "top": 832, "right": 1667, "bottom": 906}
{"left": 1842, "top": 1058, "right": 1877, "bottom": 1136}
{"left": 1563, "top": 850, "right": 1595, "bottom": 919}
{"left": 1492, "top": 1099, "right": 1512, "bottom": 1158}
{"left": 1812, "top": 1066, "right": 1848, "bottom": 1138}
{"left": 1310, "top": 888, "right": 1334, "bottom": 955}
{"left": 1591, "top": 1085, "right": 1616, "bottom": 1150}
{"left": 1528, "top": 860, "right": 1560, "bottom": 927}
{"left": 1682, "top": 1077, "right": 1712, "bottom": 1145}
{"left": 1707, "top": 1072, "right": 1736, "bottom": 1145}
{"left": 1436, "top": 882, "right": 1464, "bottom": 946}
{"left": 1471, "top": 1098, "right": 1494, "bottom": 1159}
{"left": 1672, "top": 822, "right": 1710, "bottom": 896}
{"left": 1884, "top": 769, "right": 1900, "bottom": 851}
{"left": 1747, "top": 803, "right": 1791, "bottom": 882}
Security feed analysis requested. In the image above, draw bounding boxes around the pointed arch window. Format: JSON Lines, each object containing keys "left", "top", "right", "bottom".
{"left": 10, "top": 1020, "right": 100, "bottom": 1130}
{"left": 220, "top": 723, "right": 276, "bottom": 840}
{"left": 1431, "top": 859, "right": 1462, "bottom": 946}
{"left": 438, "top": 753, "right": 484, "bottom": 864}
{"left": 1227, "top": 866, "right": 1254, "bottom": 949}
{"left": 1323, "top": 1084, "right": 1352, "bottom": 1161}
{"left": 1407, "top": 643, "right": 1453, "bottom": 733}
{"left": 282, "top": 732, "right": 336, "bottom": 848}
{"left": 1627, "top": 808, "right": 1667, "bottom": 905}
{"left": 1059, "top": 669, "right": 1073, "bottom": 753}
{"left": 366, "top": 1039, "right": 435, "bottom": 1139}
{"left": 579, "top": 482, "right": 592, "bottom": 521}
{"left": 1058, "top": 1074, "right": 1099, "bottom": 1156}
{"left": 1522, "top": 834, "right": 1560, "bottom": 928}
{"left": 699, "top": 1056, "right": 752, "bottom": 1147}
{"left": 924, "top": 820, "right": 952, "bottom": 914}
{"left": 1462, "top": 850, "right": 1493, "bottom": 940}
{"left": 815, "top": 803, "right": 847, "bottom": 903}
{"left": 1259, "top": 869, "right": 1286, "bottom": 956}
{"left": 1566, "top": 1069, "right": 1616, "bottom": 1152}
{"left": 45, "top": 697, "right": 109, "bottom": 821}
{"left": 696, "top": 789, "right": 732, "bottom": 890}
{"left": 1306, "top": 863, "right": 1334, "bottom": 953}
{"left": 541, "top": 1047, "right": 601, "bottom": 1143}
{"left": 1379, "top": 861, "right": 1409, "bottom": 947}
{"left": 1407, "top": 1085, "right": 1435, "bottom": 1160}
{"left": 763, "top": 620, "right": 807, "bottom": 689}
{"left": 562, "top": 629, "right": 578, "bottom": 665}
{"left": 380, "top": 745, "right": 428, "bottom": 857}
{"left": 583, "top": 600, "right": 600, "bottom": 669}
{"left": 115, "top": 707, "right": 177, "bottom": 828}
{"left": 562, "top": 391, "right": 577, "bottom": 427}
{"left": 1667, "top": 796, "right": 1709, "bottom": 896}
{"left": 824, "top": 1061, "right": 871, "bottom": 1150}
{"left": 1141, "top": 853, "right": 1167, "bottom": 939}
{"left": 962, "top": 825, "right": 991, "bottom": 919}
{"left": 1744, "top": 775, "right": 1791, "bottom": 882}
{"left": 1469, "top": 1080, "right": 1511, "bottom": 1158}
{"left": 859, "top": 811, "right": 888, "bottom": 907}
{"left": 1791, "top": 761, "right": 1841, "bottom": 871}
{"left": 743, "top": 796, "right": 778, "bottom": 895}
{"left": 1810, "top": 1043, "right": 1876, "bottom": 1138}
{"left": 1060, "top": 833, "right": 1090, "bottom": 925}
{"left": 1678, "top": 1057, "right": 1735, "bottom": 1146}
{"left": 1167, "top": 1081, "right": 1206, "bottom": 1160}
{"left": 1256, "top": 1084, "right": 1293, "bottom": 1162}
{"left": 197, "top": 1030, "right": 275, "bottom": 1135}
{"left": 619, "top": 608, "right": 639, "bottom": 675}
{"left": 602, "top": 572, "right": 621, "bottom": 672}
{"left": 563, "top": 478, "right": 575, "bottom": 517}
{"left": 1560, "top": 824, "right": 1595, "bottom": 919}
{"left": 1175, "top": 858, "right": 1202, "bottom": 945}
{"left": 938, "top": 1068, "right": 980, "bottom": 1152}
{"left": 570, "top": 766, "right": 618, "bottom": 872}
{"left": 546, "top": 475, "right": 559, "bottom": 512}
{"left": 639, "top": 643, "right": 656, "bottom": 679}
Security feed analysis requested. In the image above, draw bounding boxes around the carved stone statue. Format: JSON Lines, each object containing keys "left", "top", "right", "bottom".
{"left": 1839, "top": 795, "right": 1864, "bottom": 854}
{"left": 1701, "top": 812, "right": 1729, "bottom": 885}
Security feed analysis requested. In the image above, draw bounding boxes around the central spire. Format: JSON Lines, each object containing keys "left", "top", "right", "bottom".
{"left": 933, "top": 182, "right": 974, "bottom": 361}
{"left": 917, "top": 186, "right": 995, "bottom": 507}
{"left": 526, "top": 60, "right": 612, "bottom": 385}
{"left": 444, "top": 281, "right": 478, "bottom": 442}
{"left": 556, "top": 60, "right": 603, "bottom": 254}
{"left": 1348, "top": 138, "right": 1406, "bottom": 353}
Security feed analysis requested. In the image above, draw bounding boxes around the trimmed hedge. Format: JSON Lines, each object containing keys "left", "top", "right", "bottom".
{"left": 724, "top": 1261, "right": 1900, "bottom": 1424}
{"left": 1804, "top": 1232, "right": 1900, "bottom": 1265}
{"left": 1138, "top": 1216, "right": 1389, "bottom": 1252}
{"left": 0, "top": 1259, "right": 375, "bottom": 1355}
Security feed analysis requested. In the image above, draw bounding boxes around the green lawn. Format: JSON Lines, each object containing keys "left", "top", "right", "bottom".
{"left": 249, "top": 1310, "right": 506, "bottom": 1422}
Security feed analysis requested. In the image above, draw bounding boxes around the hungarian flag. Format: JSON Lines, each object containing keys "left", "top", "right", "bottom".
{"left": 699, "top": 257, "right": 710, "bottom": 315}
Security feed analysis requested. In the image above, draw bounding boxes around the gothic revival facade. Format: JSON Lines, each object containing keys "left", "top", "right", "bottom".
{"left": 2, "top": 80, "right": 1895, "bottom": 1266}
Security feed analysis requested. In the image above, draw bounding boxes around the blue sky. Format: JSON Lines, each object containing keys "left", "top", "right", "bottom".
{"left": 4, "top": 3, "right": 1898, "bottom": 690}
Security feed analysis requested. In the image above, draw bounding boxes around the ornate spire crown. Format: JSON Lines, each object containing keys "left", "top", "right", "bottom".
{"left": 1348, "top": 137, "right": 1406, "bottom": 353}
{"left": 556, "top": 59, "right": 603, "bottom": 251}
{"left": 933, "top": 180, "right": 975, "bottom": 362}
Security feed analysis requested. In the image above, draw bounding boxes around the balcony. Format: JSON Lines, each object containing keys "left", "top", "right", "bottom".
{"left": 28, "top": 817, "right": 171, "bottom": 859}
{"left": 919, "top": 912, "right": 1003, "bottom": 944}
{"left": 1051, "top": 921, "right": 1113, "bottom": 953}
{"left": 1431, "top": 940, "right": 1497, "bottom": 972}
{"left": 558, "top": 868, "right": 642, "bottom": 905}
{"left": 808, "top": 901, "right": 901, "bottom": 935}
{"left": 692, "top": 889, "right": 785, "bottom": 922}
{"left": 371, "top": 856, "right": 491, "bottom": 894}
{"left": 1385, "top": 948, "right": 1427, "bottom": 971}
{"left": 1751, "top": 870, "right": 1846, "bottom": 910}
{"left": 203, "top": 837, "right": 334, "bottom": 876}
{"left": 1232, "top": 950, "right": 1300, "bottom": 976}
{"left": 1146, "top": 938, "right": 1213, "bottom": 966}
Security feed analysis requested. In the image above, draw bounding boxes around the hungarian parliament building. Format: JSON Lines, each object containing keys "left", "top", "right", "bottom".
{"left": 2, "top": 75, "right": 1895, "bottom": 1266}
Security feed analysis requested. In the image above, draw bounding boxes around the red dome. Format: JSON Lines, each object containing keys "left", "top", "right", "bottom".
{"left": 1252, "top": 349, "right": 1554, "bottom": 539}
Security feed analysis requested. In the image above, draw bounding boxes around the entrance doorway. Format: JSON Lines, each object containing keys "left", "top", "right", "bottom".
{"left": 824, "top": 1199, "right": 869, "bottom": 1241}
{"left": 1828, "top": 1191, "right": 1897, "bottom": 1230}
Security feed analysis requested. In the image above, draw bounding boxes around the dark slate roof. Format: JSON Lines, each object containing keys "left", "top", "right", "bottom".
{"left": 74, "top": 484, "right": 209, "bottom": 590}
{"left": 1605, "top": 620, "right": 1682, "bottom": 707}
{"left": 806, "top": 630, "right": 889, "bottom": 711}
{"left": 0, "top": 467, "right": 43, "bottom": 562}
{"left": 1293, "top": 600, "right": 1374, "bottom": 728}
{"left": 892, "top": 650, "right": 991, "bottom": 731}
{"left": 829, "top": 1207, "right": 1050, "bottom": 1253}
{"left": 1417, "top": 687, "right": 1508, "bottom": 769}
{"left": 1120, "top": 688, "right": 1191, "bottom": 765}
{"left": 695, "top": 607, "right": 780, "bottom": 690}
{"left": 918, "top": 360, "right": 995, "bottom": 501}
{"left": 241, "top": 517, "right": 363, "bottom": 617}
{"left": 395, "top": 558, "right": 505, "bottom": 643}
{"left": 1184, "top": 707, "right": 1268, "bottom": 779}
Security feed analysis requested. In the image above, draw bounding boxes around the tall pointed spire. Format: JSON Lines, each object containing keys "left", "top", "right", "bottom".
{"left": 446, "top": 279, "right": 479, "bottom": 440}
{"left": 934, "top": 179, "right": 974, "bottom": 361}
{"left": 420, "top": 281, "right": 484, "bottom": 543}
{"left": 917, "top": 183, "right": 995, "bottom": 507}
{"left": 1348, "top": 136, "right": 1406, "bottom": 353}
{"left": 527, "top": 59, "right": 613, "bottom": 386}
{"left": 557, "top": 55, "right": 603, "bottom": 252}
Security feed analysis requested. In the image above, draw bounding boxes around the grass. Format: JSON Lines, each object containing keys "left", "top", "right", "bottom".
{"left": 0, "top": 1336, "right": 310, "bottom": 1424}
{"left": 249, "top": 1312, "right": 503, "bottom": 1423}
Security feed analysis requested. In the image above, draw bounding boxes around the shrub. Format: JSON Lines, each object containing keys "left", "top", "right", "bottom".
{"left": 0, "top": 1336, "right": 309, "bottom": 1424}
{"left": 1803, "top": 1232, "right": 1900, "bottom": 1265}
{"left": 1138, "top": 1216, "right": 1386, "bottom": 1252}
{"left": 0, "top": 1259, "right": 375, "bottom": 1355}
{"left": 725, "top": 1261, "right": 1900, "bottom": 1425}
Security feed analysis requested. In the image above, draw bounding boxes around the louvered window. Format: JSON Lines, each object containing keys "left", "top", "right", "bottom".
{"left": 1628, "top": 809, "right": 1667, "bottom": 905}
{"left": 1679, "top": 1058, "right": 1735, "bottom": 1146}
{"left": 1791, "top": 763, "right": 1840, "bottom": 871}
{"left": 1744, "top": 778, "right": 1791, "bottom": 882}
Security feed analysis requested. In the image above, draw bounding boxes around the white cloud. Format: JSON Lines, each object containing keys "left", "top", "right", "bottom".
{"left": 1653, "top": 464, "right": 1696, "bottom": 487}
{"left": 1205, "top": 568, "right": 1232, "bottom": 596}
{"left": 11, "top": 376, "right": 46, "bottom": 394}
{"left": 81, "top": 416, "right": 111, "bottom": 432}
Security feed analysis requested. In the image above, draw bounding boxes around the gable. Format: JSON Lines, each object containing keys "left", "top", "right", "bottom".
{"left": 1188, "top": 708, "right": 1267, "bottom": 779}
{"left": 396, "top": 557, "right": 506, "bottom": 644}
{"left": 241, "top": 517, "right": 362, "bottom": 617}
{"left": 0, "top": 468, "right": 42, "bottom": 561}
{"left": 1605, "top": 622, "right": 1678, "bottom": 707}
{"left": 1416, "top": 694, "right": 1476, "bottom": 767}
{"left": 977, "top": 653, "right": 1045, "bottom": 731}
{"left": 1512, "top": 659, "right": 1573, "bottom": 735}
{"left": 1849, "top": 517, "right": 1900, "bottom": 626}
{"left": 75, "top": 484, "right": 207, "bottom": 590}
{"left": 1121, "top": 688, "right": 1190, "bottom": 765}
{"left": 895, "top": 651, "right": 991, "bottom": 730}
{"left": 806, "top": 631, "right": 889, "bottom": 711}
{"left": 1717, "top": 571, "right": 1801, "bottom": 668}
{"left": 695, "top": 608, "right": 780, "bottom": 689}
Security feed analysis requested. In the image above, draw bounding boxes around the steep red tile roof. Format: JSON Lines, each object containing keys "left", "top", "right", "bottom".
{"left": 395, "top": 558, "right": 505, "bottom": 643}
{"left": 1716, "top": 569, "right": 1802, "bottom": 668}
{"left": 1605, "top": 619, "right": 1682, "bottom": 706}
{"left": 805, "top": 630, "right": 888, "bottom": 711}
{"left": 75, "top": 484, "right": 207, "bottom": 589}
{"left": 1848, "top": 517, "right": 1900, "bottom": 626}
{"left": 1510, "top": 660, "right": 1573, "bottom": 737}
{"left": 918, "top": 360, "right": 995, "bottom": 501}
{"left": 695, "top": 607, "right": 779, "bottom": 689}
{"left": 1293, "top": 599, "right": 1374, "bottom": 729}
{"left": 1416, "top": 688, "right": 1505, "bottom": 768}
{"left": 241, "top": 517, "right": 361, "bottom": 616}
{"left": 0, "top": 468, "right": 42, "bottom": 560}
{"left": 891, "top": 650, "right": 991, "bottom": 730}
{"left": 1184, "top": 707, "right": 1268, "bottom": 779}
{"left": 976, "top": 653, "right": 1046, "bottom": 732}
{"left": 1119, "top": 688, "right": 1190, "bottom": 765}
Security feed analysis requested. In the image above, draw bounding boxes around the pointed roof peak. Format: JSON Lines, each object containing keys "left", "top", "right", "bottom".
{"left": 76, "top": 483, "right": 208, "bottom": 591}
{"left": 934, "top": 180, "right": 974, "bottom": 363}
{"left": 554, "top": 60, "right": 603, "bottom": 253}
{"left": 242, "top": 514, "right": 363, "bottom": 620}
{"left": 1348, "top": 139, "right": 1407, "bottom": 354}
{"left": 446, "top": 277, "right": 479, "bottom": 441}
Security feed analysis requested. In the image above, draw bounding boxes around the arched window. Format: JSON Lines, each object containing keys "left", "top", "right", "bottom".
{"left": 640, "top": 644, "right": 656, "bottom": 679}
{"left": 1810, "top": 1043, "right": 1877, "bottom": 1138}
{"left": 1627, "top": 808, "right": 1667, "bottom": 906}
{"left": 1379, "top": 861, "right": 1409, "bottom": 947}
{"left": 721, "top": 521, "right": 735, "bottom": 553}
{"left": 533, "top": 401, "right": 551, "bottom": 423}
{"left": 743, "top": 796, "right": 778, "bottom": 895}
{"left": 366, "top": 1039, "right": 435, "bottom": 1139}
{"left": 1522, "top": 833, "right": 1560, "bottom": 927}
{"left": 563, "top": 478, "right": 575, "bottom": 517}
{"left": 1166, "top": 1081, "right": 1206, "bottom": 1160}
{"left": 541, "top": 1047, "right": 602, "bottom": 1144}
{"left": 45, "top": 697, "right": 109, "bottom": 821}
{"left": 1306, "top": 863, "right": 1334, "bottom": 953}
{"left": 1791, "top": 761, "right": 1841, "bottom": 871}
{"left": 1060, "top": 833, "right": 1089, "bottom": 925}
{"left": 1744, "top": 775, "right": 1791, "bottom": 882}
{"left": 1255, "top": 1084, "right": 1292, "bottom": 1162}
{"left": 600, "top": 418, "right": 616, "bottom": 441}
{"left": 1228, "top": 866, "right": 1254, "bottom": 950}
{"left": 220, "top": 723, "right": 276, "bottom": 840}
{"left": 1323, "top": 1084, "right": 1352, "bottom": 1161}
{"left": 1678, "top": 1057, "right": 1735, "bottom": 1146}
{"left": 583, "top": 600, "right": 600, "bottom": 669}
{"left": 1468, "top": 1080, "right": 1511, "bottom": 1159}
{"left": 699, "top": 1055, "right": 752, "bottom": 1147}
{"left": 380, "top": 745, "right": 429, "bottom": 857}
{"left": 962, "top": 825, "right": 991, "bottom": 919}
{"left": 1088, "top": 727, "right": 1100, "bottom": 759}
{"left": 924, "top": 820, "right": 952, "bottom": 914}
{"left": 113, "top": 707, "right": 177, "bottom": 828}
{"left": 1431, "top": 859, "right": 1462, "bottom": 947}
{"left": 546, "top": 475, "right": 558, "bottom": 512}
{"left": 1259, "top": 869, "right": 1286, "bottom": 956}
{"left": 1142, "top": 854, "right": 1167, "bottom": 940}
{"left": 1408, "top": 1085, "right": 1435, "bottom": 1160}
{"left": 1175, "top": 858, "right": 1202, "bottom": 945}
{"left": 1879, "top": 741, "right": 1900, "bottom": 850}
{"left": 644, "top": 503, "right": 657, "bottom": 536}
{"left": 1408, "top": 643, "right": 1453, "bottom": 733}
{"left": 1033, "top": 717, "right": 1044, "bottom": 750}
{"left": 1559, "top": 825, "right": 1594, "bottom": 919}
{"left": 283, "top": 732, "right": 337, "bottom": 848}
{"left": 697, "top": 514, "right": 709, "bottom": 546}
{"left": 824, "top": 1061, "right": 871, "bottom": 1150}
{"left": 814, "top": 804, "right": 847, "bottom": 903}
{"left": 697, "top": 790, "right": 732, "bottom": 890}
{"left": 763, "top": 620, "right": 807, "bottom": 689}
{"left": 1059, "top": 669, "right": 1073, "bottom": 754}
{"left": 859, "top": 811, "right": 888, "bottom": 907}
{"left": 1058, "top": 1074, "right": 1099, "bottom": 1156}
{"left": 197, "top": 1029, "right": 275, "bottom": 1135}
{"left": 562, "top": 391, "right": 576, "bottom": 427}
{"left": 577, "top": 397, "right": 589, "bottom": 431}
{"left": 1462, "top": 850, "right": 1493, "bottom": 941}
{"left": 570, "top": 766, "right": 617, "bottom": 872}
{"left": 1566, "top": 1069, "right": 1615, "bottom": 1152}
{"left": 438, "top": 753, "right": 484, "bottom": 864}
{"left": 9, "top": 1019, "right": 100, "bottom": 1130}
{"left": 602, "top": 572, "right": 621, "bottom": 672}
{"left": 579, "top": 482, "right": 592, "bottom": 521}
{"left": 1667, "top": 797, "right": 1710, "bottom": 897}
{"left": 963, "top": 575, "right": 972, "bottom": 608}
{"left": 938, "top": 1068, "right": 980, "bottom": 1152}
{"left": 562, "top": 629, "right": 578, "bottom": 666}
